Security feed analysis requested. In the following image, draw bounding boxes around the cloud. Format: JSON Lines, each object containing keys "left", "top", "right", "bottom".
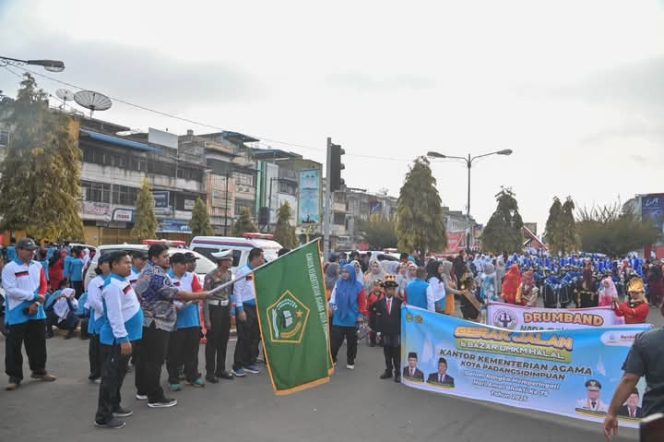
{"left": 1, "top": 36, "right": 266, "bottom": 112}
{"left": 556, "top": 56, "right": 664, "bottom": 112}
{"left": 327, "top": 72, "right": 436, "bottom": 92}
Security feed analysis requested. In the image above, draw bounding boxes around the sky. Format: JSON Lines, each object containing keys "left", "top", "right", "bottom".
{"left": 1, "top": 0, "right": 664, "bottom": 232}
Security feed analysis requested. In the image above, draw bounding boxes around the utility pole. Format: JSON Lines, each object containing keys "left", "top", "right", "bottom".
{"left": 323, "top": 137, "right": 345, "bottom": 260}
{"left": 323, "top": 137, "right": 332, "bottom": 260}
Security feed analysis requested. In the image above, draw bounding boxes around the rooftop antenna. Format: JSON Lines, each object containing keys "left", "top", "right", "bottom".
{"left": 55, "top": 88, "right": 74, "bottom": 109}
{"left": 73, "top": 90, "right": 112, "bottom": 118}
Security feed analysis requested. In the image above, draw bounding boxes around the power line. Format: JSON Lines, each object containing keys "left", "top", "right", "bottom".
{"left": 2, "top": 64, "right": 412, "bottom": 162}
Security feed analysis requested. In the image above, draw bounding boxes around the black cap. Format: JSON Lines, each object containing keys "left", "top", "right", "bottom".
{"left": 585, "top": 379, "right": 602, "bottom": 391}
{"left": 132, "top": 250, "right": 147, "bottom": 260}
{"left": 183, "top": 252, "right": 199, "bottom": 262}
{"left": 170, "top": 253, "right": 187, "bottom": 264}
{"left": 17, "top": 238, "right": 38, "bottom": 251}
{"left": 408, "top": 352, "right": 418, "bottom": 359}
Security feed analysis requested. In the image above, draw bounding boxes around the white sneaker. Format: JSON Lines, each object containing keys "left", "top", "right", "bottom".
{"left": 346, "top": 364, "right": 355, "bottom": 370}
{"left": 135, "top": 394, "right": 148, "bottom": 401}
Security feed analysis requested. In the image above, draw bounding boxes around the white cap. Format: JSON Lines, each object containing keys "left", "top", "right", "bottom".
{"left": 211, "top": 250, "right": 233, "bottom": 261}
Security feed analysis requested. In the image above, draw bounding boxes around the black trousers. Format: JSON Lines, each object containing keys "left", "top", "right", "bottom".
{"left": 383, "top": 345, "right": 401, "bottom": 374}
{"left": 5, "top": 320, "right": 47, "bottom": 381}
{"left": 331, "top": 325, "right": 358, "bottom": 365}
{"left": 166, "top": 327, "right": 200, "bottom": 384}
{"left": 135, "top": 324, "right": 170, "bottom": 402}
{"left": 89, "top": 334, "right": 102, "bottom": 380}
{"left": 72, "top": 281, "right": 84, "bottom": 299}
{"left": 205, "top": 305, "right": 231, "bottom": 377}
{"left": 233, "top": 305, "right": 259, "bottom": 370}
{"left": 95, "top": 344, "right": 130, "bottom": 424}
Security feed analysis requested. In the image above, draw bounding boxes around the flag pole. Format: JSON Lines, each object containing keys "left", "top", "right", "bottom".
{"left": 208, "top": 238, "right": 322, "bottom": 297}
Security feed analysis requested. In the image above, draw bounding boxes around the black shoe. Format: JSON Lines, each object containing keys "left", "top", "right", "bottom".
{"left": 216, "top": 371, "right": 234, "bottom": 380}
{"left": 95, "top": 417, "right": 126, "bottom": 429}
{"left": 380, "top": 371, "right": 392, "bottom": 380}
{"left": 206, "top": 376, "right": 219, "bottom": 384}
{"left": 112, "top": 407, "right": 133, "bottom": 418}
{"left": 394, "top": 375, "right": 401, "bottom": 383}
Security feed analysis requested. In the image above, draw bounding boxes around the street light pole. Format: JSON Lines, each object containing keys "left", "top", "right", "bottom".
{"left": 427, "top": 149, "right": 513, "bottom": 251}
{"left": 0, "top": 56, "right": 65, "bottom": 72}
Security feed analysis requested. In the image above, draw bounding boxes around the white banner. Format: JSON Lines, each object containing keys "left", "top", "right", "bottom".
{"left": 486, "top": 302, "right": 625, "bottom": 330}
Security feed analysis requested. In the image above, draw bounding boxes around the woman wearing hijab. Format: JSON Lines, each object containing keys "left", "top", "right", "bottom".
{"left": 501, "top": 265, "right": 522, "bottom": 304}
{"left": 440, "top": 261, "right": 461, "bottom": 315}
{"left": 612, "top": 277, "right": 649, "bottom": 324}
{"left": 480, "top": 263, "right": 498, "bottom": 303}
{"left": 516, "top": 269, "right": 538, "bottom": 307}
{"left": 364, "top": 258, "right": 386, "bottom": 292}
{"left": 349, "top": 260, "right": 364, "bottom": 285}
{"left": 598, "top": 273, "right": 618, "bottom": 306}
{"left": 329, "top": 264, "right": 368, "bottom": 369}
{"left": 495, "top": 258, "right": 506, "bottom": 295}
{"left": 425, "top": 260, "right": 446, "bottom": 313}
{"left": 397, "top": 262, "right": 415, "bottom": 300}
{"left": 324, "top": 256, "right": 340, "bottom": 301}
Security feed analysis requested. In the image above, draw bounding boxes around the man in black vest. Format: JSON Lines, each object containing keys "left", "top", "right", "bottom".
{"left": 375, "top": 275, "right": 402, "bottom": 383}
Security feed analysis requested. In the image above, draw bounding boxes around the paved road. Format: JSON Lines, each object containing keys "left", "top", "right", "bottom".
{"left": 0, "top": 321, "right": 645, "bottom": 442}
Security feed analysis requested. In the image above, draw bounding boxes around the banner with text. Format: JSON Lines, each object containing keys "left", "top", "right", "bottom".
{"left": 253, "top": 240, "right": 333, "bottom": 395}
{"left": 401, "top": 305, "right": 650, "bottom": 427}
{"left": 487, "top": 302, "right": 625, "bottom": 330}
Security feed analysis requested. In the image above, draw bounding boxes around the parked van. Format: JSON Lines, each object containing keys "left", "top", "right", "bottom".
{"left": 189, "top": 234, "right": 283, "bottom": 271}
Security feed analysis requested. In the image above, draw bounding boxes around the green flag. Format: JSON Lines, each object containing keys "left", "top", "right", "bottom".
{"left": 253, "top": 239, "right": 334, "bottom": 395}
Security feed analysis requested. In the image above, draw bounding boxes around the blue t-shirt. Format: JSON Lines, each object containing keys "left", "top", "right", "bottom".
{"left": 406, "top": 279, "right": 429, "bottom": 310}
{"left": 69, "top": 258, "right": 84, "bottom": 282}
{"left": 176, "top": 303, "right": 200, "bottom": 329}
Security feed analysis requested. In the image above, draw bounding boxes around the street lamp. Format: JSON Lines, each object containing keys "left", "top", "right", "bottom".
{"left": 427, "top": 148, "right": 513, "bottom": 251}
{"left": 0, "top": 56, "right": 65, "bottom": 72}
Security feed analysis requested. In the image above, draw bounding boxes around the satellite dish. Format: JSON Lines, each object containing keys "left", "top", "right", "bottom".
{"left": 74, "top": 90, "right": 112, "bottom": 118}
{"left": 55, "top": 88, "right": 75, "bottom": 109}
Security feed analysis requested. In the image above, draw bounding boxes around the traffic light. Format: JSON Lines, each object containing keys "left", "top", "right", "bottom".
{"left": 328, "top": 140, "right": 345, "bottom": 192}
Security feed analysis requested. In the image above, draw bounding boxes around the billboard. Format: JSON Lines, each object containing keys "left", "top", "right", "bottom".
{"left": 298, "top": 169, "right": 321, "bottom": 224}
{"left": 642, "top": 193, "right": 664, "bottom": 234}
{"left": 153, "top": 190, "right": 170, "bottom": 208}
{"left": 401, "top": 305, "right": 650, "bottom": 429}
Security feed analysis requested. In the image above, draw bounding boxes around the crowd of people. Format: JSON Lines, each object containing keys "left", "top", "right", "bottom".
{"left": 1, "top": 238, "right": 272, "bottom": 429}
{"left": 2, "top": 237, "right": 663, "bottom": 434}
{"left": 324, "top": 248, "right": 660, "bottom": 381}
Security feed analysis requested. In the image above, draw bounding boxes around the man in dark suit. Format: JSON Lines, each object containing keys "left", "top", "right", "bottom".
{"left": 618, "top": 389, "right": 643, "bottom": 418}
{"left": 427, "top": 357, "right": 455, "bottom": 387}
{"left": 403, "top": 352, "right": 424, "bottom": 381}
{"left": 376, "top": 275, "right": 402, "bottom": 383}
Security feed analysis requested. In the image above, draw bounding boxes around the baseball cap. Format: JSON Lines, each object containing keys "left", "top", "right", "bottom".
{"left": 211, "top": 250, "right": 233, "bottom": 261}
{"left": 17, "top": 238, "right": 38, "bottom": 250}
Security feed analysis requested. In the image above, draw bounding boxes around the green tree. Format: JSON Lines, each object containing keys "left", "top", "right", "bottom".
{"left": 544, "top": 197, "right": 563, "bottom": 254}
{"left": 577, "top": 203, "right": 660, "bottom": 257}
{"left": 0, "top": 73, "right": 84, "bottom": 241}
{"left": 396, "top": 156, "right": 447, "bottom": 254}
{"left": 481, "top": 187, "right": 524, "bottom": 253}
{"left": 189, "top": 197, "right": 214, "bottom": 236}
{"left": 232, "top": 207, "right": 257, "bottom": 237}
{"left": 358, "top": 214, "right": 398, "bottom": 250}
{"left": 273, "top": 202, "right": 298, "bottom": 249}
{"left": 131, "top": 178, "right": 158, "bottom": 240}
{"left": 559, "top": 197, "right": 579, "bottom": 253}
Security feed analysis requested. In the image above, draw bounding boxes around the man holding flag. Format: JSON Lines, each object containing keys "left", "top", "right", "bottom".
{"left": 231, "top": 248, "right": 265, "bottom": 378}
